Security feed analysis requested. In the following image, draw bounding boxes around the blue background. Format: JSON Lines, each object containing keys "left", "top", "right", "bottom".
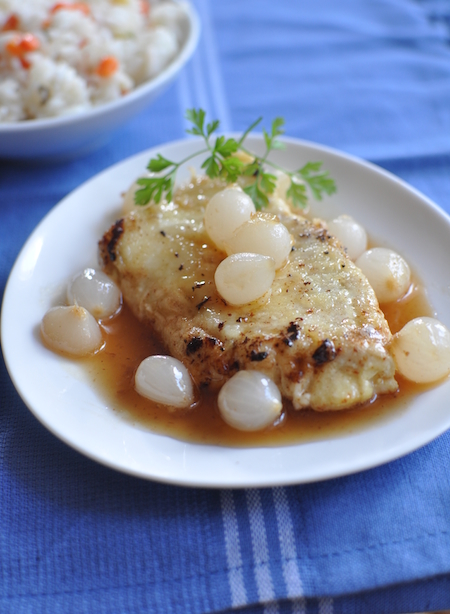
{"left": 1, "top": 0, "right": 450, "bottom": 611}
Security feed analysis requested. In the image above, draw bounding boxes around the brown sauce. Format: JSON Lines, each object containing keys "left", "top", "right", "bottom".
{"left": 81, "top": 281, "right": 435, "bottom": 447}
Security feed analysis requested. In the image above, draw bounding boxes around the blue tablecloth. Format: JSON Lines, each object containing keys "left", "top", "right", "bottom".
{"left": 2, "top": 0, "right": 450, "bottom": 612}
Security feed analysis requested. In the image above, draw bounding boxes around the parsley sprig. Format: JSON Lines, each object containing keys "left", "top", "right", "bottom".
{"left": 134, "top": 109, "right": 336, "bottom": 210}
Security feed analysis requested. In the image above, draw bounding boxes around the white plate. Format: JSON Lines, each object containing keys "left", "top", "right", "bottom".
{"left": 3, "top": 136, "right": 450, "bottom": 488}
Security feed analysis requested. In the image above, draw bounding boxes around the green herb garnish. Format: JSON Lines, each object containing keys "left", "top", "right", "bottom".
{"left": 134, "top": 108, "right": 336, "bottom": 210}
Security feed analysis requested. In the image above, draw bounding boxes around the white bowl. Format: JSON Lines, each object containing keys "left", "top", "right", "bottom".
{"left": 0, "top": 1, "right": 200, "bottom": 161}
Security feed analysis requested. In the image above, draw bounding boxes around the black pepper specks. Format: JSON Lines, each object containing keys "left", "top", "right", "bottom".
{"left": 196, "top": 296, "right": 210, "bottom": 310}
{"left": 312, "top": 339, "right": 336, "bottom": 365}
{"left": 192, "top": 281, "right": 206, "bottom": 290}
{"left": 287, "top": 323, "right": 300, "bottom": 340}
{"left": 283, "top": 322, "right": 300, "bottom": 346}
{"left": 186, "top": 337, "right": 203, "bottom": 355}
{"left": 250, "top": 350, "right": 268, "bottom": 362}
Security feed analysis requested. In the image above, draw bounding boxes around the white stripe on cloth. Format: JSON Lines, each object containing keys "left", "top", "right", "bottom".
{"left": 220, "top": 490, "right": 248, "bottom": 608}
{"left": 272, "top": 488, "right": 305, "bottom": 602}
{"left": 177, "top": 0, "right": 232, "bottom": 133}
{"left": 246, "top": 489, "right": 279, "bottom": 614}
{"left": 194, "top": 0, "right": 232, "bottom": 132}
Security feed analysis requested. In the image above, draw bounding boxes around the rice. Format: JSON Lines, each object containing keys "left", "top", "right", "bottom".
{"left": 0, "top": 0, "right": 188, "bottom": 121}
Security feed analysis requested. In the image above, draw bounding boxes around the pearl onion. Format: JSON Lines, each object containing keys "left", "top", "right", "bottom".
{"left": 135, "top": 355, "right": 194, "bottom": 408}
{"left": 67, "top": 269, "right": 122, "bottom": 319}
{"left": 41, "top": 306, "right": 103, "bottom": 356}
{"left": 224, "top": 213, "right": 292, "bottom": 269}
{"left": 204, "top": 187, "right": 256, "bottom": 251}
{"left": 214, "top": 253, "right": 276, "bottom": 305}
{"left": 355, "top": 248, "right": 411, "bottom": 304}
{"left": 327, "top": 215, "right": 367, "bottom": 261}
{"left": 218, "top": 370, "right": 283, "bottom": 431}
{"left": 390, "top": 317, "right": 450, "bottom": 383}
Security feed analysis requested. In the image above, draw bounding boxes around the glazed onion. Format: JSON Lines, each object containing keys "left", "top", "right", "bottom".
{"left": 41, "top": 305, "right": 103, "bottom": 356}
{"left": 214, "top": 253, "right": 276, "bottom": 305}
{"left": 67, "top": 268, "right": 121, "bottom": 319}
{"left": 135, "top": 355, "right": 195, "bottom": 408}
{"left": 355, "top": 247, "right": 411, "bottom": 303}
{"left": 224, "top": 213, "right": 293, "bottom": 270}
{"left": 218, "top": 370, "right": 283, "bottom": 431}
{"left": 390, "top": 317, "right": 450, "bottom": 384}
{"left": 204, "top": 187, "right": 256, "bottom": 250}
{"left": 327, "top": 215, "right": 367, "bottom": 261}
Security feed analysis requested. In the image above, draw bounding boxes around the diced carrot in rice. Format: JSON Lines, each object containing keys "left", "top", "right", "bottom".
{"left": 50, "top": 2, "right": 90, "bottom": 15}
{"left": 96, "top": 56, "right": 119, "bottom": 78}
{"left": 1, "top": 14, "right": 20, "bottom": 32}
{"left": 6, "top": 34, "right": 40, "bottom": 56}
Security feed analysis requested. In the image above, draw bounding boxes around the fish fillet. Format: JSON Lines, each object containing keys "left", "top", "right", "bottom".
{"left": 99, "top": 176, "right": 398, "bottom": 411}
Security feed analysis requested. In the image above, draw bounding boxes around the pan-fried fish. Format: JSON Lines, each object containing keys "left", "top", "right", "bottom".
{"left": 100, "top": 176, "right": 398, "bottom": 411}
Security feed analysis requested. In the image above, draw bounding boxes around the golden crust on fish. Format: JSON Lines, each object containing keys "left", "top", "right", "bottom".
{"left": 100, "top": 176, "right": 398, "bottom": 411}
